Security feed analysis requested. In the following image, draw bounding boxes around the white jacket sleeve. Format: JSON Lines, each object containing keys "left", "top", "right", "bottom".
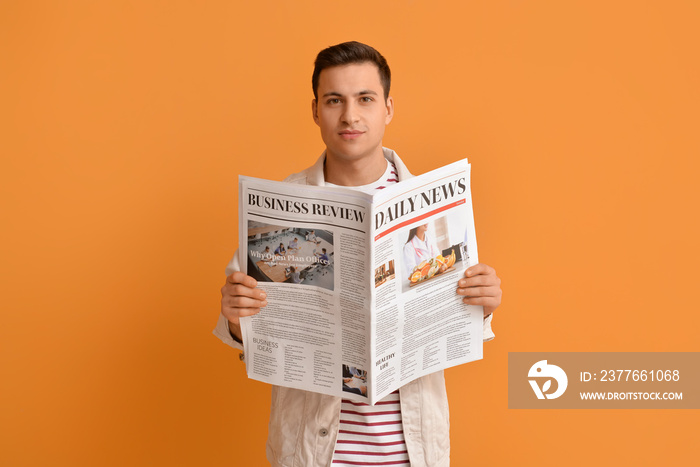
{"left": 483, "top": 313, "right": 495, "bottom": 342}
{"left": 212, "top": 250, "right": 245, "bottom": 352}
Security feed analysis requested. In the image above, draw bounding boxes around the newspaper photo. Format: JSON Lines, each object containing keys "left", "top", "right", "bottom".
{"left": 238, "top": 158, "right": 483, "bottom": 404}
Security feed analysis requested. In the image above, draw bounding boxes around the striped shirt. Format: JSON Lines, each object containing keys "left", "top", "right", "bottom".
{"left": 325, "top": 160, "right": 399, "bottom": 194}
{"left": 327, "top": 160, "right": 408, "bottom": 466}
{"left": 332, "top": 391, "right": 409, "bottom": 465}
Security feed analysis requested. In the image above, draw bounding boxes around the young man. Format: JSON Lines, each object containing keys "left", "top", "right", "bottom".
{"left": 261, "top": 245, "right": 276, "bottom": 267}
{"left": 307, "top": 229, "right": 321, "bottom": 245}
{"left": 316, "top": 248, "right": 330, "bottom": 266}
{"left": 215, "top": 41, "right": 502, "bottom": 466}
{"left": 284, "top": 265, "right": 302, "bottom": 284}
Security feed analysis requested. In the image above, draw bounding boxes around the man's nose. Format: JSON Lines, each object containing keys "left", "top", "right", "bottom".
{"left": 341, "top": 102, "right": 360, "bottom": 124}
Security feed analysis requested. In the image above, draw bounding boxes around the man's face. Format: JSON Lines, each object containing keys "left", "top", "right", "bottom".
{"left": 312, "top": 62, "right": 394, "bottom": 164}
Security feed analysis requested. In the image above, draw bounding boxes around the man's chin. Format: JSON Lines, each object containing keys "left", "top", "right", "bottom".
{"left": 326, "top": 145, "right": 383, "bottom": 163}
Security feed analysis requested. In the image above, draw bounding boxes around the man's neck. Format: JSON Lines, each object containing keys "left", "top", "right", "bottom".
{"left": 324, "top": 147, "right": 387, "bottom": 186}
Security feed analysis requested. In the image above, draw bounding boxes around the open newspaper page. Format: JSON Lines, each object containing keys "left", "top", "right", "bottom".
{"left": 238, "top": 177, "right": 374, "bottom": 403}
{"left": 237, "top": 158, "right": 483, "bottom": 404}
{"left": 369, "top": 158, "right": 483, "bottom": 402}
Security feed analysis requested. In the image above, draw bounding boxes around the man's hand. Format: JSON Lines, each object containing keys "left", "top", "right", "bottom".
{"left": 221, "top": 271, "right": 268, "bottom": 341}
{"left": 456, "top": 263, "right": 502, "bottom": 317}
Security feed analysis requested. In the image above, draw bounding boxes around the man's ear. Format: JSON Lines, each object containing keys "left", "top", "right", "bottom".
{"left": 385, "top": 96, "right": 394, "bottom": 125}
{"left": 312, "top": 98, "right": 320, "bottom": 126}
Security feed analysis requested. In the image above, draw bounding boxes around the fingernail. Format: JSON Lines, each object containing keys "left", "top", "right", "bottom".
{"left": 260, "top": 291, "right": 267, "bottom": 299}
{"left": 261, "top": 300, "right": 268, "bottom": 306}
{"left": 458, "top": 280, "right": 466, "bottom": 286}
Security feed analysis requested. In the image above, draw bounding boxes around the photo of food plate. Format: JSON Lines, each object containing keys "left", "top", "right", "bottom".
{"left": 409, "top": 249, "right": 457, "bottom": 286}
{"left": 399, "top": 214, "right": 472, "bottom": 294}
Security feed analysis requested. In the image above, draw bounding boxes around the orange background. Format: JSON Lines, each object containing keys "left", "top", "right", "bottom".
{"left": 2, "top": 1, "right": 698, "bottom": 466}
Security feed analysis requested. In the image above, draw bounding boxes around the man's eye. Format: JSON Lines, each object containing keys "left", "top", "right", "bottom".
{"left": 361, "top": 97, "right": 373, "bottom": 102}
{"left": 327, "top": 98, "right": 341, "bottom": 104}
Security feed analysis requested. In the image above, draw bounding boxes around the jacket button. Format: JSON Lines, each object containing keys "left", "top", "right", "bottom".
{"left": 239, "top": 352, "right": 245, "bottom": 361}
{"left": 319, "top": 428, "right": 329, "bottom": 437}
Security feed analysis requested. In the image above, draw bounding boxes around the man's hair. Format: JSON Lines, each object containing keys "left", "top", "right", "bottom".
{"left": 312, "top": 41, "right": 391, "bottom": 101}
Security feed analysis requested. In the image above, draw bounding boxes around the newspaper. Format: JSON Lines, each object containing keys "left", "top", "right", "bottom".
{"left": 238, "top": 158, "right": 483, "bottom": 404}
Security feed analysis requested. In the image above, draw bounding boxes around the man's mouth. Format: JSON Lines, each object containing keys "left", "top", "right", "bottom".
{"left": 339, "top": 130, "right": 364, "bottom": 140}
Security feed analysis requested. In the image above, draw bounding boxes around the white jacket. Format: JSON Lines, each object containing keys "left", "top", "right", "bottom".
{"left": 213, "top": 148, "right": 495, "bottom": 466}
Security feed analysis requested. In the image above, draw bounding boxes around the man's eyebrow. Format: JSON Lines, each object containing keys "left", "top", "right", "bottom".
{"left": 321, "top": 89, "right": 379, "bottom": 98}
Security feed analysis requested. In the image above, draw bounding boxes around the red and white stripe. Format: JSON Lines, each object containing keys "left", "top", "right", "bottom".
{"left": 373, "top": 163, "right": 398, "bottom": 191}
{"left": 326, "top": 162, "right": 398, "bottom": 194}
{"left": 330, "top": 160, "right": 406, "bottom": 465}
{"left": 332, "top": 391, "right": 409, "bottom": 465}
